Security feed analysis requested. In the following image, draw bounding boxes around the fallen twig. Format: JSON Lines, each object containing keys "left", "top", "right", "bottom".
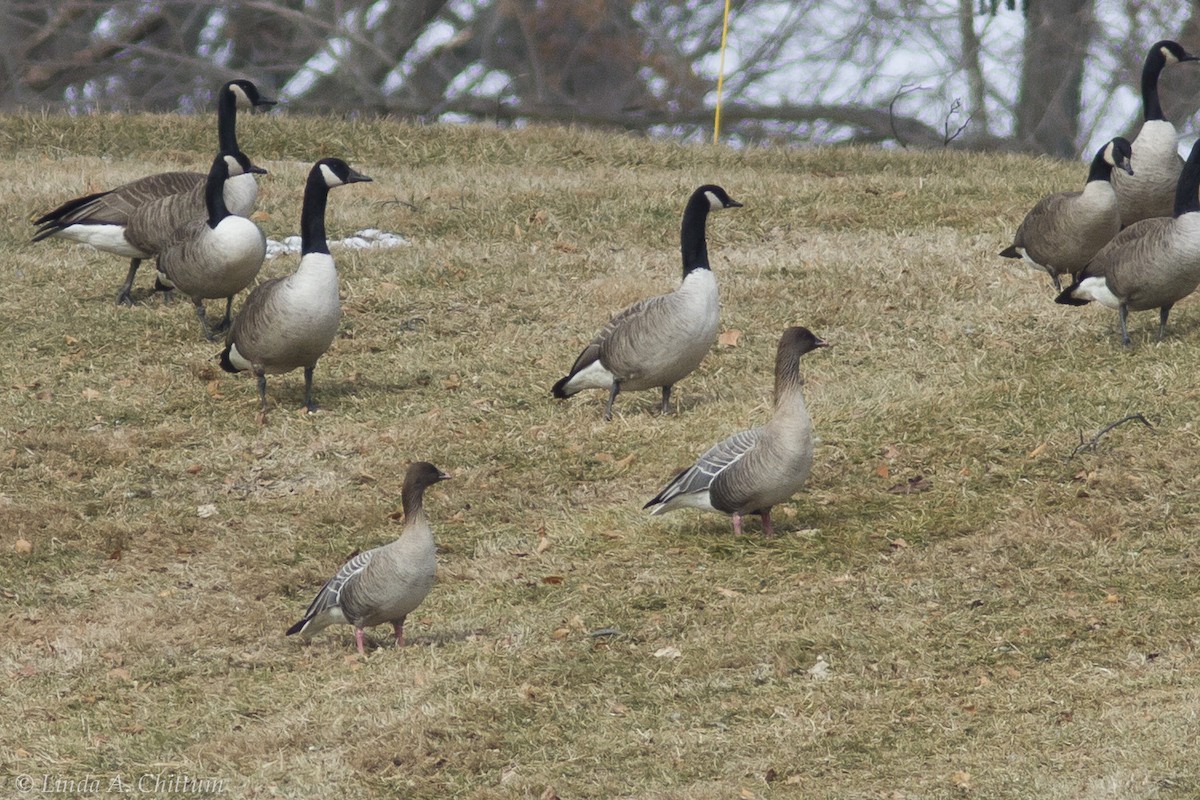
{"left": 1068, "top": 414, "right": 1153, "bottom": 460}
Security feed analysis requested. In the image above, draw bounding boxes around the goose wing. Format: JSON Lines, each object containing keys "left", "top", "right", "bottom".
{"left": 645, "top": 427, "right": 762, "bottom": 512}
{"left": 35, "top": 171, "right": 204, "bottom": 234}
{"left": 287, "top": 548, "right": 376, "bottom": 634}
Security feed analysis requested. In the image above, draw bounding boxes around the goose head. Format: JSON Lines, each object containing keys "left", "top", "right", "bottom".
{"left": 1104, "top": 137, "right": 1134, "bottom": 176}
{"left": 696, "top": 184, "right": 743, "bottom": 212}
{"left": 316, "top": 158, "right": 373, "bottom": 188}
{"left": 780, "top": 326, "right": 831, "bottom": 358}
{"left": 405, "top": 461, "right": 453, "bottom": 490}
{"left": 224, "top": 79, "right": 277, "bottom": 111}
{"left": 1151, "top": 40, "right": 1199, "bottom": 68}
{"left": 226, "top": 151, "right": 268, "bottom": 178}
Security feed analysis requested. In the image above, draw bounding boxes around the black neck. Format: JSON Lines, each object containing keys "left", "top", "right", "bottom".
{"left": 300, "top": 170, "right": 331, "bottom": 256}
{"left": 1142, "top": 51, "right": 1167, "bottom": 121}
{"left": 217, "top": 88, "right": 239, "bottom": 153}
{"left": 680, "top": 192, "right": 713, "bottom": 276}
{"left": 1085, "top": 148, "right": 1115, "bottom": 183}
{"left": 1175, "top": 145, "right": 1200, "bottom": 217}
{"left": 205, "top": 158, "right": 231, "bottom": 228}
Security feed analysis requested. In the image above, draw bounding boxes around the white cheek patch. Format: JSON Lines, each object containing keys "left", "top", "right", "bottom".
{"left": 223, "top": 154, "right": 245, "bottom": 176}
{"left": 1162, "top": 46, "right": 1179, "bottom": 65}
{"left": 1104, "top": 141, "right": 1116, "bottom": 166}
{"left": 319, "top": 164, "right": 344, "bottom": 186}
{"left": 705, "top": 190, "right": 723, "bottom": 210}
{"left": 230, "top": 84, "right": 252, "bottom": 108}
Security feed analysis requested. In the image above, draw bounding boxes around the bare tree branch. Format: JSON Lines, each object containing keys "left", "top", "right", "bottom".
{"left": 1068, "top": 414, "right": 1154, "bottom": 460}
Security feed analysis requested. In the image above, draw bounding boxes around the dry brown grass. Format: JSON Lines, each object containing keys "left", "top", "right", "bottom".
{"left": 2, "top": 112, "right": 1199, "bottom": 798}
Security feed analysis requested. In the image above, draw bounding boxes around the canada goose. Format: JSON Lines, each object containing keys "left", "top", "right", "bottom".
{"left": 551, "top": 184, "right": 742, "bottom": 420}
{"left": 286, "top": 461, "right": 451, "bottom": 654}
{"left": 1055, "top": 137, "right": 1200, "bottom": 346}
{"left": 31, "top": 79, "right": 275, "bottom": 305}
{"left": 999, "top": 137, "right": 1133, "bottom": 291}
{"left": 218, "top": 158, "right": 373, "bottom": 420}
{"left": 643, "top": 326, "right": 829, "bottom": 536}
{"left": 151, "top": 152, "right": 268, "bottom": 340}
{"left": 1110, "top": 40, "right": 1199, "bottom": 226}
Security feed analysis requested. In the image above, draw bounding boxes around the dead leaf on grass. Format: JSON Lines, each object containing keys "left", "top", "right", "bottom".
{"left": 81, "top": 388, "right": 101, "bottom": 401}
{"left": 875, "top": 464, "right": 890, "bottom": 479}
{"left": 887, "top": 475, "right": 930, "bottom": 494}
{"left": 653, "top": 646, "right": 682, "bottom": 659}
{"left": 949, "top": 770, "right": 972, "bottom": 791}
{"left": 716, "top": 587, "right": 741, "bottom": 598}
{"left": 542, "top": 575, "right": 564, "bottom": 585}
{"left": 14, "top": 538, "right": 32, "bottom": 553}
{"left": 1027, "top": 442, "right": 1048, "bottom": 459}
{"left": 197, "top": 504, "right": 218, "bottom": 519}
{"left": 718, "top": 329, "right": 743, "bottom": 347}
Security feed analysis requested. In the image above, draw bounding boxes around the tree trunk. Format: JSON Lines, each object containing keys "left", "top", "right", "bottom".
{"left": 1014, "top": 0, "right": 1093, "bottom": 157}
{"left": 958, "top": 0, "right": 989, "bottom": 135}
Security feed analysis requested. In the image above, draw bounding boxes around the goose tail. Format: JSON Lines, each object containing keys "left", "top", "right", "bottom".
{"left": 285, "top": 617, "right": 310, "bottom": 637}
{"left": 551, "top": 374, "right": 576, "bottom": 399}
{"left": 218, "top": 344, "right": 239, "bottom": 374}
{"left": 1055, "top": 275, "right": 1093, "bottom": 306}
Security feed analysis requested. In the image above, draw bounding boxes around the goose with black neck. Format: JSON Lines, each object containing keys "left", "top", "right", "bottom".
{"left": 1110, "top": 40, "right": 1199, "bottom": 226}
{"left": 219, "top": 158, "right": 373, "bottom": 421}
{"left": 1056, "top": 137, "right": 1200, "bottom": 346}
{"left": 551, "top": 184, "right": 742, "bottom": 420}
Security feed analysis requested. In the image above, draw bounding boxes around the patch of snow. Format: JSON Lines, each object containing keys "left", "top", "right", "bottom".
{"left": 264, "top": 229, "right": 409, "bottom": 259}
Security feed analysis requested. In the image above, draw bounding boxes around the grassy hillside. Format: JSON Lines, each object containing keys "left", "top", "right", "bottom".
{"left": 2, "top": 112, "right": 1198, "bottom": 799}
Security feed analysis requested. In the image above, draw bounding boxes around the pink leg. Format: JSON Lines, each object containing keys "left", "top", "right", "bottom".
{"left": 393, "top": 617, "right": 407, "bottom": 648}
{"left": 732, "top": 513, "right": 744, "bottom": 535}
{"left": 354, "top": 628, "right": 366, "bottom": 655}
{"left": 761, "top": 508, "right": 774, "bottom": 538}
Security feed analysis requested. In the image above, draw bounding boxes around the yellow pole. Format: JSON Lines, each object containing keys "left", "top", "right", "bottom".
{"left": 713, "top": 0, "right": 732, "bottom": 144}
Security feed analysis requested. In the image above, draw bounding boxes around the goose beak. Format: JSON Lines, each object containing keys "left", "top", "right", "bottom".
{"left": 814, "top": 338, "right": 832, "bottom": 348}
{"left": 438, "top": 470, "right": 453, "bottom": 481}
{"left": 726, "top": 198, "right": 744, "bottom": 209}
{"left": 249, "top": 164, "right": 269, "bottom": 175}
{"left": 346, "top": 169, "right": 373, "bottom": 184}
{"left": 255, "top": 97, "right": 278, "bottom": 109}
{"left": 1121, "top": 162, "right": 1134, "bottom": 176}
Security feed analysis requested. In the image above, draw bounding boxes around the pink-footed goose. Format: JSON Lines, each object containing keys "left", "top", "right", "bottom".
{"left": 643, "top": 326, "right": 829, "bottom": 536}
{"left": 31, "top": 79, "right": 275, "bottom": 305}
{"left": 147, "top": 152, "right": 268, "bottom": 340}
{"left": 551, "top": 184, "right": 742, "bottom": 420}
{"left": 1110, "top": 40, "right": 1199, "bottom": 227}
{"left": 218, "top": 158, "right": 372, "bottom": 421}
{"left": 1056, "top": 137, "right": 1200, "bottom": 346}
{"left": 287, "top": 462, "right": 451, "bottom": 654}
{"left": 999, "top": 137, "right": 1133, "bottom": 291}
